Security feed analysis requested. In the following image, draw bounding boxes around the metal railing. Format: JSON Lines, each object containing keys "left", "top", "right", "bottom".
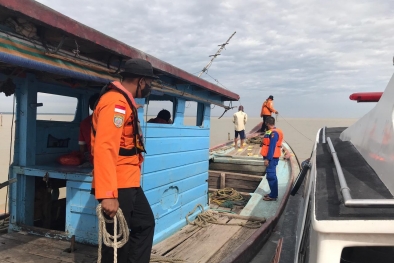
{"left": 326, "top": 137, "right": 394, "bottom": 208}
{"left": 322, "top": 126, "right": 326, "bottom": 143}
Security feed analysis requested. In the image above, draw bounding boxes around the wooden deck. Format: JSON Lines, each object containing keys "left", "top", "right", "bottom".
{"left": 0, "top": 216, "right": 261, "bottom": 263}
{"left": 151, "top": 213, "right": 260, "bottom": 263}
{"left": 0, "top": 232, "right": 97, "bottom": 263}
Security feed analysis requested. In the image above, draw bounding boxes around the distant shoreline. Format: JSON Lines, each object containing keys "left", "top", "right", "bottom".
{"left": 0, "top": 113, "right": 360, "bottom": 119}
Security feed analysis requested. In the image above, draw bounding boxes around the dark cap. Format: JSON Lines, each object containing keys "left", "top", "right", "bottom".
{"left": 120, "top": 58, "right": 159, "bottom": 79}
{"left": 268, "top": 95, "right": 274, "bottom": 100}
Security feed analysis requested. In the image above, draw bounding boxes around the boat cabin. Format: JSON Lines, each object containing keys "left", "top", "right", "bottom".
{"left": 0, "top": 0, "right": 239, "bottom": 245}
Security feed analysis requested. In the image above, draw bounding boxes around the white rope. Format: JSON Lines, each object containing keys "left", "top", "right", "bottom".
{"left": 96, "top": 204, "right": 129, "bottom": 263}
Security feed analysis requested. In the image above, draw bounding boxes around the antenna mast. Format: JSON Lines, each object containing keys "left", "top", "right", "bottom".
{"left": 198, "top": 31, "right": 236, "bottom": 77}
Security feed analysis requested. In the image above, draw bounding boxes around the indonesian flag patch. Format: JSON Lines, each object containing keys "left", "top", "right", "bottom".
{"left": 115, "top": 105, "right": 126, "bottom": 114}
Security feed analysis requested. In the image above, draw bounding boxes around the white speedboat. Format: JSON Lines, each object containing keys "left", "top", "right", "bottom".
{"left": 285, "top": 68, "right": 394, "bottom": 263}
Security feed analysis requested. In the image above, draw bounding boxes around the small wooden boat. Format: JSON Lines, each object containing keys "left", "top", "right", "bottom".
{"left": 0, "top": 1, "right": 299, "bottom": 262}
{"left": 151, "top": 125, "right": 300, "bottom": 263}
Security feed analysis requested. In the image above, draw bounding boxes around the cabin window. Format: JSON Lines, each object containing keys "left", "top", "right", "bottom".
{"left": 184, "top": 101, "right": 205, "bottom": 126}
{"left": 145, "top": 99, "right": 174, "bottom": 124}
{"left": 340, "top": 246, "right": 394, "bottom": 263}
{"left": 36, "top": 93, "right": 77, "bottom": 122}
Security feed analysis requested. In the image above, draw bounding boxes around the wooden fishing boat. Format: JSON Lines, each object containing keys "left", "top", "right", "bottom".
{"left": 0, "top": 1, "right": 299, "bottom": 262}
{"left": 150, "top": 126, "right": 299, "bottom": 263}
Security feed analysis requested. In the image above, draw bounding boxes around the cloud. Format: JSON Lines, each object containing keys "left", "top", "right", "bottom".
{"left": 1, "top": 0, "right": 393, "bottom": 118}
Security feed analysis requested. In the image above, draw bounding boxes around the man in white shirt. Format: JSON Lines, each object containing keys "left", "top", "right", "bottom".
{"left": 233, "top": 105, "right": 248, "bottom": 148}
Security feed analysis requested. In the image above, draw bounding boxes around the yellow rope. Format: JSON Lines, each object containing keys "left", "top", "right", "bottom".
{"left": 210, "top": 187, "right": 244, "bottom": 206}
{"left": 247, "top": 136, "right": 263, "bottom": 145}
{"left": 186, "top": 204, "right": 264, "bottom": 229}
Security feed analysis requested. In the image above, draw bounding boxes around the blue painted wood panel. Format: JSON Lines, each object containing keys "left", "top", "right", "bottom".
{"left": 144, "top": 137, "right": 209, "bottom": 155}
{"left": 143, "top": 126, "right": 210, "bottom": 138}
{"left": 142, "top": 149, "right": 208, "bottom": 174}
{"left": 153, "top": 194, "right": 208, "bottom": 244}
{"left": 145, "top": 172, "right": 208, "bottom": 212}
{"left": 142, "top": 161, "right": 208, "bottom": 190}
{"left": 66, "top": 181, "right": 99, "bottom": 244}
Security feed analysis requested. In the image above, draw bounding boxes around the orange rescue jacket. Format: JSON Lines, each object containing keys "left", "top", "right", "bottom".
{"left": 91, "top": 81, "right": 145, "bottom": 199}
{"left": 260, "top": 128, "right": 284, "bottom": 158}
{"left": 260, "top": 99, "right": 276, "bottom": 116}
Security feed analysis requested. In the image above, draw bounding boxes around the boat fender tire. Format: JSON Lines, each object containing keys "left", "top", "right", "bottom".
{"left": 291, "top": 159, "right": 311, "bottom": 196}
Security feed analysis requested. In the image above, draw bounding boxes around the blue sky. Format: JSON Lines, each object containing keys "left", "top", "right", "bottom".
{"left": 1, "top": 0, "right": 393, "bottom": 118}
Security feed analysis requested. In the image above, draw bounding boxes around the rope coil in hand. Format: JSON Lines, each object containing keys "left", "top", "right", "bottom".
{"left": 96, "top": 204, "right": 129, "bottom": 263}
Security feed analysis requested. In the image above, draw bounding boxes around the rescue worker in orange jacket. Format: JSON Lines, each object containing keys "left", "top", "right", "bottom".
{"left": 260, "top": 116, "right": 284, "bottom": 201}
{"left": 260, "top": 95, "right": 278, "bottom": 133}
{"left": 91, "top": 58, "right": 158, "bottom": 263}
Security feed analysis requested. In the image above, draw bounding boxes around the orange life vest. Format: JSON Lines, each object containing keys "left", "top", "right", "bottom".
{"left": 92, "top": 81, "right": 146, "bottom": 155}
{"left": 261, "top": 99, "right": 276, "bottom": 116}
{"left": 260, "top": 128, "right": 284, "bottom": 158}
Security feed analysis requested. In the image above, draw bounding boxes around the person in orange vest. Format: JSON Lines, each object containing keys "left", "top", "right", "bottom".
{"left": 260, "top": 95, "right": 278, "bottom": 133}
{"left": 91, "top": 58, "right": 158, "bottom": 263}
{"left": 260, "top": 116, "right": 284, "bottom": 201}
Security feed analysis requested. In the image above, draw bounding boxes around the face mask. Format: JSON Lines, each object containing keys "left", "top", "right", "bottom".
{"left": 138, "top": 78, "right": 152, "bottom": 98}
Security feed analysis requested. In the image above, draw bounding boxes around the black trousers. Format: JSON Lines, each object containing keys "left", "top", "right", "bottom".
{"left": 261, "top": 115, "right": 271, "bottom": 132}
{"left": 100, "top": 187, "right": 155, "bottom": 263}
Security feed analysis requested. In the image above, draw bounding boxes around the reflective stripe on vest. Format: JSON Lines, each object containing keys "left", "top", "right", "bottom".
{"left": 260, "top": 128, "right": 284, "bottom": 158}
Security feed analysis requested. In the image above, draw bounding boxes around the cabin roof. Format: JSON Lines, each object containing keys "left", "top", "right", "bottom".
{"left": 0, "top": 0, "right": 240, "bottom": 101}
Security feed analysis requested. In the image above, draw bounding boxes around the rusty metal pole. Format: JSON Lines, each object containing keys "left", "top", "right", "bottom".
{"left": 198, "top": 31, "right": 236, "bottom": 77}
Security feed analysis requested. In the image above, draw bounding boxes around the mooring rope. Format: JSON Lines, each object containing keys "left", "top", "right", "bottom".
{"left": 186, "top": 204, "right": 264, "bottom": 229}
{"left": 210, "top": 188, "right": 244, "bottom": 207}
{"left": 96, "top": 204, "right": 129, "bottom": 263}
{"left": 96, "top": 204, "right": 185, "bottom": 263}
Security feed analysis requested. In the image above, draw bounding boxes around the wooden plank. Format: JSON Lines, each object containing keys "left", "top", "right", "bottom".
{"left": 208, "top": 188, "right": 250, "bottom": 198}
{"left": 209, "top": 171, "right": 262, "bottom": 181}
{"left": 164, "top": 216, "right": 243, "bottom": 262}
{"left": 207, "top": 224, "right": 256, "bottom": 263}
{"left": 152, "top": 224, "right": 201, "bottom": 255}
{"left": 224, "top": 178, "right": 259, "bottom": 192}
{"left": 27, "top": 246, "right": 97, "bottom": 263}
{"left": 0, "top": 236, "right": 65, "bottom": 263}
{"left": 0, "top": 233, "right": 98, "bottom": 262}
{"left": 2, "top": 253, "right": 63, "bottom": 263}
{"left": 211, "top": 211, "right": 266, "bottom": 222}
{"left": 1, "top": 233, "right": 96, "bottom": 255}
{"left": 209, "top": 163, "right": 265, "bottom": 176}
{"left": 220, "top": 173, "right": 226, "bottom": 189}
{"left": 209, "top": 204, "right": 219, "bottom": 209}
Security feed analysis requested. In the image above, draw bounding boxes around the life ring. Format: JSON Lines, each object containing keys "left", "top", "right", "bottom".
{"left": 291, "top": 159, "right": 311, "bottom": 196}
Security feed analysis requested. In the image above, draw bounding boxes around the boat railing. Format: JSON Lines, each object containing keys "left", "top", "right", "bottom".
{"left": 326, "top": 137, "right": 394, "bottom": 208}
{"left": 322, "top": 126, "right": 326, "bottom": 143}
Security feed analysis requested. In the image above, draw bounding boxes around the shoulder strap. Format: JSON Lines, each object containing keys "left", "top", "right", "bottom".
{"left": 91, "top": 82, "right": 146, "bottom": 154}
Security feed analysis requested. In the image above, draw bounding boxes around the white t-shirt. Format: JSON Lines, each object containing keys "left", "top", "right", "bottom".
{"left": 233, "top": 111, "right": 247, "bottom": 131}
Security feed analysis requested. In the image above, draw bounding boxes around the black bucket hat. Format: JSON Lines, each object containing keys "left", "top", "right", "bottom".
{"left": 121, "top": 58, "right": 159, "bottom": 79}
{"left": 268, "top": 95, "right": 274, "bottom": 100}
